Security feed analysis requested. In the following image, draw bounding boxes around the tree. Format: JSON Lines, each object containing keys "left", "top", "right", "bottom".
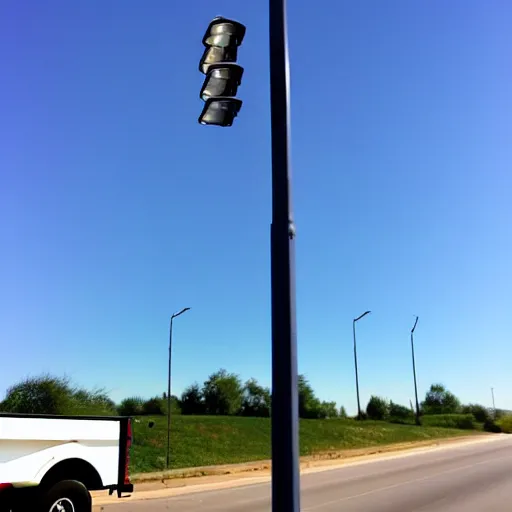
{"left": 298, "top": 374, "right": 318, "bottom": 418}
{"left": 180, "top": 383, "right": 205, "bottom": 415}
{"left": 202, "top": 369, "right": 244, "bottom": 415}
{"left": 366, "top": 396, "right": 389, "bottom": 420}
{"left": 339, "top": 405, "right": 348, "bottom": 419}
{"left": 241, "top": 378, "right": 271, "bottom": 417}
{"left": 318, "top": 401, "right": 339, "bottom": 419}
{"left": 421, "top": 384, "right": 461, "bottom": 415}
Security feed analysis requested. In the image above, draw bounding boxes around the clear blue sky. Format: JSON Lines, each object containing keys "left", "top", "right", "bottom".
{"left": 1, "top": 1, "right": 511, "bottom": 414}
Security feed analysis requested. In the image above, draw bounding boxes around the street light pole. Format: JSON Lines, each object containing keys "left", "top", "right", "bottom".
{"left": 353, "top": 311, "right": 371, "bottom": 419}
{"left": 411, "top": 316, "right": 420, "bottom": 425}
{"left": 166, "top": 307, "right": 190, "bottom": 469}
{"left": 269, "top": 0, "right": 300, "bottom": 510}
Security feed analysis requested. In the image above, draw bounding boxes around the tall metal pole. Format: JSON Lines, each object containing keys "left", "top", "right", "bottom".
{"left": 353, "top": 311, "right": 370, "bottom": 419}
{"left": 353, "top": 320, "right": 361, "bottom": 419}
{"left": 491, "top": 387, "right": 496, "bottom": 419}
{"left": 166, "top": 307, "right": 190, "bottom": 469}
{"left": 269, "top": 0, "right": 300, "bottom": 510}
{"left": 411, "top": 316, "right": 420, "bottom": 425}
{"left": 166, "top": 315, "right": 174, "bottom": 469}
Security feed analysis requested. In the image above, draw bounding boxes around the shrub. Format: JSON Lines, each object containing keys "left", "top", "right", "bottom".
{"left": 483, "top": 419, "right": 502, "bottom": 433}
{"left": 118, "top": 396, "right": 145, "bottom": 416}
{"left": 1, "top": 375, "right": 74, "bottom": 415}
{"left": 388, "top": 401, "right": 415, "bottom": 424}
{"left": 422, "top": 414, "right": 475, "bottom": 430}
{"left": 497, "top": 415, "right": 512, "bottom": 434}
{"left": 68, "top": 388, "right": 117, "bottom": 416}
{"left": 366, "top": 396, "right": 389, "bottom": 420}
{"left": 0, "top": 375, "right": 116, "bottom": 416}
{"left": 142, "top": 396, "right": 166, "bottom": 415}
{"left": 461, "top": 404, "right": 490, "bottom": 424}
{"left": 141, "top": 395, "right": 181, "bottom": 416}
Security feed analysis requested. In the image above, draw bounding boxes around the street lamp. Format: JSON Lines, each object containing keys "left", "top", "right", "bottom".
{"left": 353, "top": 310, "right": 371, "bottom": 419}
{"left": 197, "top": 17, "right": 246, "bottom": 126}
{"left": 411, "top": 316, "right": 421, "bottom": 425}
{"left": 166, "top": 307, "right": 190, "bottom": 469}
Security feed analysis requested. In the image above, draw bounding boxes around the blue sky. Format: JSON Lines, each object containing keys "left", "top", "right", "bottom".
{"left": 1, "top": 1, "right": 511, "bottom": 414}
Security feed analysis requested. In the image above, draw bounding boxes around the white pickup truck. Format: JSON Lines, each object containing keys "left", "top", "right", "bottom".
{"left": 0, "top": 413, "right": 133, "bottom": 512}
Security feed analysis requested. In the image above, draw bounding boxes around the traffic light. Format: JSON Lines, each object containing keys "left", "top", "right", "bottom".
{"left": 198, "top": 17, "right": 246, "bottom": 127}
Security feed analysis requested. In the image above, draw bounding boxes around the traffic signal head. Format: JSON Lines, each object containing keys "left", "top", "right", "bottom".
{"left": 198, "top": 97, "right": 242, "bottom": 127}
{"left": 202, "top": 17, "right": 246, "bottom": 48}
{"left": 200, "top": 64, "right": 244, "bottom": 101}
{"left": 198, "top": 16, "right": 246, "bottom": 127}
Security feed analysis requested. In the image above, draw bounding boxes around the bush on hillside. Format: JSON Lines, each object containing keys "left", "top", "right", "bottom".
{"left": 118, "top": 396, "right": 145, "bottom": 416}
{"left": 0, "top": 375, "right": 116, "bottom": 416}
{"left": 388, "top": 401, "right": 415, "bottom": 424}
{"left": 366, "top": 396, "right": 389, "bottom": 420}
{"left": 461, "top": 403, "right": 490, "bottom": 424}
{"left": 140, "top": 395, "right": 181, "bottom": 416}
{"left": 483, "top": 419, "right": 502, "bottom": 433}
{"left": 68, "top": 388, "right": 117, "bottom": 416}
{"left": 422, "top": 414, "right": 475, "bottom": 430}
{"left": 497, "top": 415, "right": 512, "bottom": 434}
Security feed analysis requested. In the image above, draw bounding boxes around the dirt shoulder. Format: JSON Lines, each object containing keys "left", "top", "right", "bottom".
{"left": 93, "top": 433, "right": 498, "bottom": 507}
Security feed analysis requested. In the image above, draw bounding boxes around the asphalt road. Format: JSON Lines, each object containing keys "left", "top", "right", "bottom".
{"left": 99, "top": 436, "right": 512, "bottom": 511}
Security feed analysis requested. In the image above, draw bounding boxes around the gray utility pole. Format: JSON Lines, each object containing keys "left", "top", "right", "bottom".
{"left": 353, "top": 311, "right": 371, "bottom": 419}
{"left": 166, "top": 307, "right": 190, "bottom": 469}
{"left": 491, "top": 387, "right": 496, "bottom": 419}
{"left": 269, "top": 0, "right": 300, "bottom": 510}
{"left": 411, "top": 316, "right": 421, "bottom": 425}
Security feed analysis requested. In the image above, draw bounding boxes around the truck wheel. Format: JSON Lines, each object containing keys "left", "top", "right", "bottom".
{"left": 40, "top": 480, "right": 91, "bottom": 512}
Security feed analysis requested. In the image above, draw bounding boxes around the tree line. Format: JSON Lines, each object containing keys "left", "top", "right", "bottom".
{"left": 0, "top": 372, "right": 510, "bottom": 433}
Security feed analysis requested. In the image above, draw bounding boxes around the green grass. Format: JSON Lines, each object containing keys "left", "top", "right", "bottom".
{"left": 131, "top": 415, "right": 480, "bottom": 474}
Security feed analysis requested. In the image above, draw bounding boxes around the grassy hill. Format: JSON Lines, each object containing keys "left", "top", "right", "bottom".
{"left": 131, "top": 415, "right": 481, "bottom": 474}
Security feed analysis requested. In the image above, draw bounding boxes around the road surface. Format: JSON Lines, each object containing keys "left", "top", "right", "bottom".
{"left": 99, "top": 436, "right": 512, "bottom": 511}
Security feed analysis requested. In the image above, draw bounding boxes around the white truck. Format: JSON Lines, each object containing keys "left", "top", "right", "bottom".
{"left": 0, "top": 413, "right": 133, "bottom": 512}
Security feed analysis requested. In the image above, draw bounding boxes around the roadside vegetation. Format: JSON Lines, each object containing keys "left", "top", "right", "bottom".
{"left": 1, "top": 373, "right": 510, "bottom": 472}
{"left": 130, "top": 415, "right": 478, "bottom": 473}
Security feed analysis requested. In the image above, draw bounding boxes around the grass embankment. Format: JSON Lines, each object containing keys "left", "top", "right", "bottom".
{"left": 131, "top": 415, "right": 480, "bottom": 474}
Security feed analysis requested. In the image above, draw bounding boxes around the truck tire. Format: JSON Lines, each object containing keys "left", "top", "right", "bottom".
{"left": 40, "top": 480, "right": 91, "bottom": 512}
